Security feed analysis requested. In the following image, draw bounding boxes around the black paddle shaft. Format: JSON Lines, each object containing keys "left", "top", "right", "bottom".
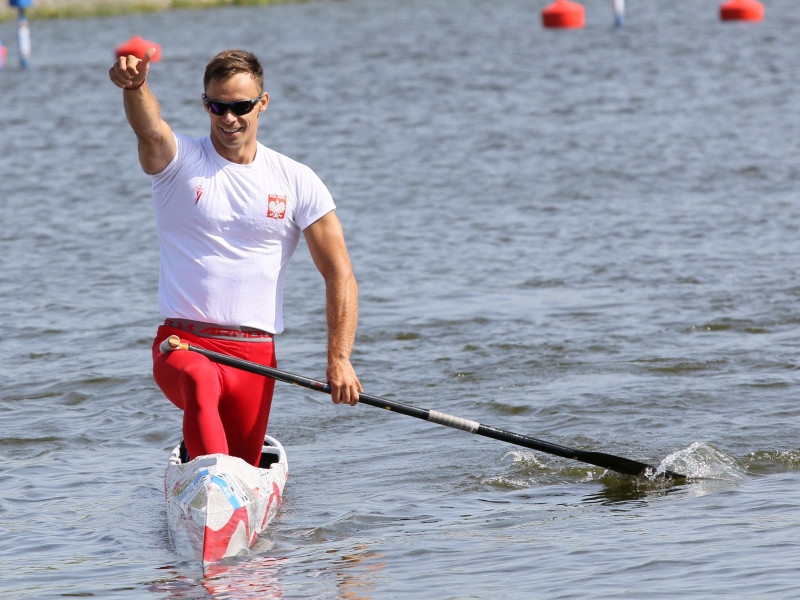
{"left": 165, "top": 337, "right": 686, "bottom": 480}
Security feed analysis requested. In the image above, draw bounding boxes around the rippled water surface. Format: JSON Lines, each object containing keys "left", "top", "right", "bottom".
{"left": 1, "top": 0, "right": 799, "bottom": 598}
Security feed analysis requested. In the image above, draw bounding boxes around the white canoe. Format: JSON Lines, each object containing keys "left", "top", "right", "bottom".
{"left": 164, "top": 435, "right": 289, "bottom": 568}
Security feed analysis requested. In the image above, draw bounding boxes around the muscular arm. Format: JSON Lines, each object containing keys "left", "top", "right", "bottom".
{"left": 304, "top": 211, "right": 362, "bottom": 406}
{"left": 109, "top": 48, "right": 176, "bottom": 175}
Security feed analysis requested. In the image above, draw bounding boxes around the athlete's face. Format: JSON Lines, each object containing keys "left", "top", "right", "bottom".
{"left": 204, "top": 72, "right": 269, "bottom": 164}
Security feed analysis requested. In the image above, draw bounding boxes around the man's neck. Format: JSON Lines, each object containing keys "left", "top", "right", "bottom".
{"left": 210, "top": 138, "right": 258, "bottom": 165}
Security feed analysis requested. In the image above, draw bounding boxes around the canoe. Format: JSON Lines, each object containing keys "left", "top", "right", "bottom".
{"left": 164, "top": 435, "right": 289, "bottom": 569}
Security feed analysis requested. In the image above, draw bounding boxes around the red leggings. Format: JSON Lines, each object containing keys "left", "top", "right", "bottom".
{"left": 152, "top": 325, "right": 277, "bottom": 466}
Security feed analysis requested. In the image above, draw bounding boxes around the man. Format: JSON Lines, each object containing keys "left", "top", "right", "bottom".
{"left": 109, "top": 48, "right": 361, "bottom": 467}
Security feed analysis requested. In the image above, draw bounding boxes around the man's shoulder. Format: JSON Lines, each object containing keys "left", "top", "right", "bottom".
{"left": 167, "top": 132, "right": 206, "bottom": 157}
{"left": 258, "top": 142, "right": 296, "bottom": 165}
{"left": 177, "top": 132, "right": 210, "bottom": 150}
{"left": 257, "top": 143, "right": 317, "bottom": 179}
{"left": 151, "top": 133, "right": 209, "bottom": 180}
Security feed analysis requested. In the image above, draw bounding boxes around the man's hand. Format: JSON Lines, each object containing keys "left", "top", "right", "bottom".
{"left": 327, "top": 358, "right": 362, "bottom": 406}
{"left": 109, "top": 47, "right": 156, "bottom": 90}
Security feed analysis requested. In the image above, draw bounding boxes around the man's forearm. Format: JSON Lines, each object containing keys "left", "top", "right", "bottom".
{"left": 326, "top": 270, "right": 359, "bottom": 364}
{"left": 123, "top": 82, "right": 165, "bottom": 142}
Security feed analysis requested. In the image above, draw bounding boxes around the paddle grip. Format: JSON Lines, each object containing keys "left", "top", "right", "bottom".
{"left": 159, "top": 334, "right": 189, "bottom": 353}
{"left": 427, "top": 410, "right": 480, "bottom": 433}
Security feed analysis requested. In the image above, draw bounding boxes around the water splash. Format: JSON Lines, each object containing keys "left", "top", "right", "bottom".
{"left": 657, "top": 442, "right": 748, "bottom": 480}
{"left": 484, "top": 449, "right": 611, "bottom": 488}
{"left": 743, "top": 448, "right": 800, "bottom": 474}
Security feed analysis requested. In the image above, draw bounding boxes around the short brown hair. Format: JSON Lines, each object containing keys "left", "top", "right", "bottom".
{"left": 203, "top": 50, "right": 264, "bottom": 93}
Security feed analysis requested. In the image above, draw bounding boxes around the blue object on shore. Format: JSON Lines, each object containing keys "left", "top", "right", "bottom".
{"left": 10, "top": 0, "right": 34, "bottom": 8}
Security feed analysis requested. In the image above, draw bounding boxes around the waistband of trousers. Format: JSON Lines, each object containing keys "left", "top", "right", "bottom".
{"left": 163, "top": 319, "right": 274, "bottom": 342}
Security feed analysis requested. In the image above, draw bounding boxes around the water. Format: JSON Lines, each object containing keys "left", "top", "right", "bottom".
{"left": 1, "top": 0, "right": 799, "bottom": 597}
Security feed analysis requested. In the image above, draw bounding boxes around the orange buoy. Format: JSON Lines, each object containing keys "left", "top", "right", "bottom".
{"left": 720, "top": 0, "right": 764, "bottom": 22}
{"left": 115, "top": 36, "right": 162, "bottom": 61}
{"left": 542, "top": 0, "right": 586, "bottom": 29}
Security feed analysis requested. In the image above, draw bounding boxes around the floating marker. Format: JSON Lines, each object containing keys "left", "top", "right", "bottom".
{"left": 613, "top": 0, "right": 625, "bottom": 27}
{"left": 17, "top": 9, "right": 30, "bottom": 68}
{"left": 720, "top": 0, "right": 764, "bottom": 22}
{"left": 8, "top": 0, "right": 32, "bottom": 68}
{"left": 115, "top": 36, "right": 162, "bottom": 61}
{"left": 542, "top": 0, "right": 586, "bottom": 29}
{"left": 0, "top": 38, "right": 5, "bottom": 69}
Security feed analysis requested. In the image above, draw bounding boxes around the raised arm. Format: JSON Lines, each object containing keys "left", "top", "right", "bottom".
{"left": 303, "top": 211, "right": 362, "bottom": 406}
{"left": 109, "top": 48, "right": 176, "bottom": 175}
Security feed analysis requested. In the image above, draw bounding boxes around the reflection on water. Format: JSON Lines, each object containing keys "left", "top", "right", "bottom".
{"left": 203, "top": 557, "right": 285, "bottom": 599}
{"left": 582, "top": 472, "right": 741, "bottom": 506}
{"left": 150, "top": 557, "right": 285, "bottom": 599}
{"left": 581, "top": 479, "right": 688, "bottom": 506}
{"left": 148, "top": 546, "right": 385, "bottom": 600}
{"left": 329, "top": 546, "right": 387, "bottom": 600}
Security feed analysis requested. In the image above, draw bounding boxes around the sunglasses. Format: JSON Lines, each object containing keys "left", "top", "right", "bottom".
{"left": 202, "top": 93, "right": 263, "bottom": 117}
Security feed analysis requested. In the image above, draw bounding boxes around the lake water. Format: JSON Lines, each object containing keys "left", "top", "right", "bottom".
{"left": 1, "top": 0, "right": 799, "bottom": 598}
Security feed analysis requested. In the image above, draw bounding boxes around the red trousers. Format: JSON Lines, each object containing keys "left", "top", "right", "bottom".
{"left": 152, "top": 325, "right": 277, "bottom": 466}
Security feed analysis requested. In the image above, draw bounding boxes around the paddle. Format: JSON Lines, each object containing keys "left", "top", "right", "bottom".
{"left": 160, "top": 335, "right": 687, "bottom": 480}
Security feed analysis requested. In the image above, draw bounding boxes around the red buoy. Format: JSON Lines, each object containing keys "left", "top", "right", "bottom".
{"left": 115, "top": 36, "right": 162, "bottom": 61}
{"left": 542, "top": 0, "right": 586, "bottom": 29}
{"left": 720, "top": 0, "right": 764, "bottom": 22}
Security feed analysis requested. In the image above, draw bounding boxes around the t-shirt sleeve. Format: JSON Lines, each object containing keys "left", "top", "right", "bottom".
{"left": 151, "top": 133, "right": 184, "bottom": 180}
{"left": 293, "top": 163, "right": 336, "bottom": 231}
{"left": 150, "top": 133, "right": 195, "bottom": 207}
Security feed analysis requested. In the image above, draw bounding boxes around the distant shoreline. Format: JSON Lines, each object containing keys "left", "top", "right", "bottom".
{"left": 0, "top": 0, "right": 300, "bottom": 22}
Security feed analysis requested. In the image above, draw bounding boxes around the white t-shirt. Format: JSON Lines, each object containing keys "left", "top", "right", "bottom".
{"left": 151, "top": 133, "right": 335, "bottom": 333}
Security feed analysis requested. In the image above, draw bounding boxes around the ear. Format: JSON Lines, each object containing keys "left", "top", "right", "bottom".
{"left": 259, "top": 92, "right": 270, "bottom": 114}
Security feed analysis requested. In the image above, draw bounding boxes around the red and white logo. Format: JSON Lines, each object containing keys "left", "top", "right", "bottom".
{"left": 267, "top": 194, "right": 287, "bottom": 219}
{"left": 194, "top": 185, "right": 204, "bottom": 205}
